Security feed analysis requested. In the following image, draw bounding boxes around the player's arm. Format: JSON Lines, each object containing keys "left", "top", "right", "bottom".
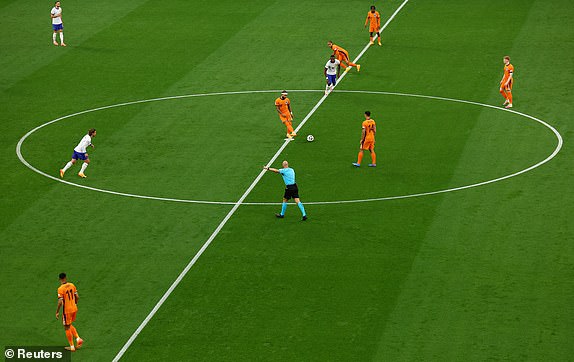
{"left": 324, "top": 67, "right": 328, "bottom": 78}
{"left": 56, "top": 297, "right": 63, "bottom": 319}
{"left": 360, "top": 127, "right": 367, "bottom": 146}
{"left": 275, "top": 104, "right": 284, "bottom": 116}
{"left": 504, "top": 72, "right": 513, "bottom": 86}
{"left": 74, "top": 291, "right": 79, "bottom": 304}
{"left": 365, "top": 14, "right": 369, "bottom": 27}
{"left": 500, "top": 71, "right": 507, "bottom": 84}
{"left": 287, "top": 103, "right": 293, "bottom": 117}
{"left": 337, "top": 63, "right": 341, "bottom": 77}
{"left": 263, "top": 166, "right": 280, "bottom": 173}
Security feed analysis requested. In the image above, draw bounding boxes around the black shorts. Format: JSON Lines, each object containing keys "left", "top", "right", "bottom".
{"left": 283, "top": 184, "right": 299, "bottom": 200}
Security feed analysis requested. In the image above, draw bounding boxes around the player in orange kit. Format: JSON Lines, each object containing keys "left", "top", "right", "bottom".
{"left": 500, "top": 56, "right": 515, "bottom": 109}
{"left": 353, "top": 111, "right": 377, "bottom": 167}
{"left": 328, "top": 41, "right": 360, "bottom": 72}
{"left": 275, "top": 90, "right": 296, "bottom": 139}
{"left": 56, "top": 273, "right": 83, "bottom": 351}
{"left": 365, "top": 5, "right": 382, "bottom": 45}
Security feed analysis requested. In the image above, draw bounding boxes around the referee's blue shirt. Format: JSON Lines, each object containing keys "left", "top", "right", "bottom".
{"left": 279, "top": 168, "right": 296, "bottom": 185}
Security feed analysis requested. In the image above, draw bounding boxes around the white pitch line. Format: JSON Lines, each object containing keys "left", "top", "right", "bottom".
{"left": 17, "top": 89, "right": 562, "bottom": 206}
{"left": 16, "top": 90, "right": 322, "bottom": 206}
{"left": 112, "top": 2, "right": 409, "bottom": 360}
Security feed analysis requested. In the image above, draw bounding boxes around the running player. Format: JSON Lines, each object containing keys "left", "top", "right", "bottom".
{"left": 328, "top": 41, "right": 360, "bottom": 72}
{"left": 60, "top": 128, "right": 96, "bottom": 178}
{"left": 324, "top": 55, "right": 341, "bottom": 94}
{"left": 263, "top": 161, "right": 307, "bottom": 221}
{"left": 56, "top": 273, "right": 83, "bottom": 352}
{"left": 50, "top": 1, "right": 66, "bottom": 47}
{"left": 353, "top": 111, "right": 377, "bottom": 167}
{"left": 365, "top": 5, "right": 382, "bottom": 46}
{"left": 500, "top": 56, "right": 514, "bottom": 109}
{"left": 275, "top": 91, "right": 296, "bottom": 139}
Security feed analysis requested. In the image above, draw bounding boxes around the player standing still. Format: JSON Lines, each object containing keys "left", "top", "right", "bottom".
{"left": 263, "top": 161, "right": 307, "bottom": 221}
{"left": 56, "top": 273, "right": 83, "bottom": 351}
{"left": 353, "top": 111, "right": 377, "bottom": 167}
{"left": 51, "top": 1, "right": 66, "bottom": 47}
{"left": 324, "top": 55, "right": 341, "bottom": 95}
{"left": 275, "top": 91, "right": 296, "bottom": 139}
{"left": 60, "top": 128, "right": 96, "bottom": 178}
{"left": 500, "top": 56, "right": 515, "bottom": 109}
{"left": 365, "top": 5, "right": 382, "bottom": 46}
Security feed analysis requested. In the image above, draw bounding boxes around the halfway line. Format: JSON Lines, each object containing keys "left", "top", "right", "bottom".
{"left": 112, "top": 1, "right": 409, "bottom": 360}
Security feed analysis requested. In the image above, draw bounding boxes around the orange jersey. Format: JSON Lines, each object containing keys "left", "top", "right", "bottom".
{"left": 331, "top": 44, "right": 349, "bottom": 58}
{"left": 362, "top": 119, "right": 376, "bottom": 141}
{"left": 502, "top": 63, "right": 514, "bottom": 84}
{"left": 275, "top": 97, "right": 291, "bottom": 115}
{"left": 57, "top": 282, "right": 78, "bottom": 314}
{"left": 365, "top": 11, "right": 381, "bottom": 29}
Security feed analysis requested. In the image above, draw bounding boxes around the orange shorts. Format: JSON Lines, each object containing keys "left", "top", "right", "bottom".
{"left": 279, "top": 113, "right": 292, "bottom": 122}
{"left": 369, "top": 25, "right": 380, "bottom": 33}
{"left": 337, "top": 51, "right": 349, "bottom": 62}
{"left": 62, "top": 311, "right": 76, "bottom": 326}
{"left": 501, "top": 79, "right": 513, "bottom": 91}
{"left": 361, "top": 140, "right": 375, "bottom": 151}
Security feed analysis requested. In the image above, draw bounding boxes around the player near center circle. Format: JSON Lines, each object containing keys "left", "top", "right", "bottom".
{"left": 263, "top": 160, "right": 307, "bottom": 221}
{"left": 327, "top": 41, "right": 360, "bottom": 72}
{"left": 353, "top": 111, "right": 377, "bottom": 167}
{"left": 324, "top": 54, "right": 341, "bottom": 94}
{"left": 50, "top": 1, "right": 66, "bottom": 47}
{"left": 275, "top": 91, "right": 297, "bottom": 139}
{"left": 365, "top": 5, "right": 382, "bottom": 46}
{"left": 500, "top": 56, "right": 515, "bottom": 109}
{"left": 56, "top": 273, "right": 83, "bottom": 352}
{"left": 60, "top": 128, "right": 96, "bottom": 179}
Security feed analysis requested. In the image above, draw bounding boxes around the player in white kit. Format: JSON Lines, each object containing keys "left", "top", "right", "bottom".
{"left": 60, "top": 129, "right": 96, "bottom": 178}
{"left": 51, "top": 1, "right": 66, "bottom": 46}
{"left": 324, "top": 55, "right": 341, "bottom": 95}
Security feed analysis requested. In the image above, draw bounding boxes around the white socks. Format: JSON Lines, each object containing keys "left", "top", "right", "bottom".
{"left": 53, "top": 33, "right": 57, "bottom": 42}
{"left": 63, "top": 161, "right": 73, "bottom": 172}
{"left": 59, "top": 32, "right": 64, "bottom": 43}
{"left": 80, "top": 162, "right": 88, "bottom": 174}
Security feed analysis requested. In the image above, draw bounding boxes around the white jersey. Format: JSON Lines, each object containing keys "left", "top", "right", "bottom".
{"left": 325, "top": 59, "right": 340, "bottom": 75}
{"left": 74, "top": 135, "right": 92, "bottom": 153}
{"left": 51, "top": 7, "right": 62, "bottom": 25}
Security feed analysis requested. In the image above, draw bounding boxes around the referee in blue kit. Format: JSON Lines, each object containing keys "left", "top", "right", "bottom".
{"left": 263, "top": 160, "right": 308, "bottom": 221}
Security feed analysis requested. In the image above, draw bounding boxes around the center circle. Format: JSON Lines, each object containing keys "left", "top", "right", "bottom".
{"left": 16, "top": 90, "right": 563, "bottom": 206}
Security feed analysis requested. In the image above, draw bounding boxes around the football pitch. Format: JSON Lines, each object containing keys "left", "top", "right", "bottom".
{"left": 1, "top": 0, "right": 573, "bottom": 360}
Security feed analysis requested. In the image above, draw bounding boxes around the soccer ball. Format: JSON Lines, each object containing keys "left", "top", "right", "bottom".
{"left": 306, "top": 135, "right": 315, "bottom": 142}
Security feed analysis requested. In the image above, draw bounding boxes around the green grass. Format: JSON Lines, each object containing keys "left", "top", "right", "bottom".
{"left": 1, "top": 0, "right": 573, "bottom": 361}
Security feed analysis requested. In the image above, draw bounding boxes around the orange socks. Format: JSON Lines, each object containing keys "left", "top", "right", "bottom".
{"left": 70, "top": 325, "right": 79, "bottom": 339}
{"left": 357, "top": 151, "right": 364, "bottom": 164}
{"left": 65, "top": 329, "right": 74, "bottom": 347}
{"left": 348, "top": 62, "right": 358, "bottom": 67}
{"left": 285, "top": 122, "right": 294, "bottom": 134}
{"left": 500, "top": 89, "right": 507, "bottom": 100}
{"left": 371, "top": 151, "right": 377, "bottom": 164}
{"left": 507, "top": 91, "right": 513, "bottom": 104}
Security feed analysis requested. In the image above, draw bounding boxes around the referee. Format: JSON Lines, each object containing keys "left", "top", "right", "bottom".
{"left": 263, "top": 160, "right": 308, "bottom": 221}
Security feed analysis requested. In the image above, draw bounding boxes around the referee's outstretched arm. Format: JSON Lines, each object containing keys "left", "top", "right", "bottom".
{"left": 263, "top": 166, "right": 280, "bottom": 173}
